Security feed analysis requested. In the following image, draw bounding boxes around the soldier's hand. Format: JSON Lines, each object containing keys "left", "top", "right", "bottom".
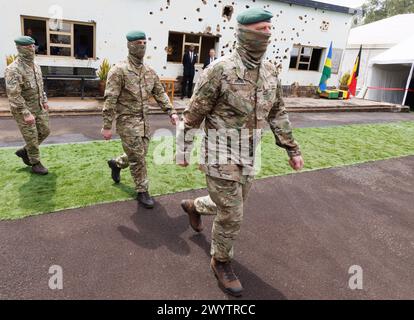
{"left": 176, "top": 153, "right": 189, "bottom": 167}
{"left": 24, "top": 113, "right": 35, "bottom": 125}
{"left": 101, "top": 128, "right": 112, "bottom": 140}
{"left": 178, "top": 160, "right": 189, "bottom": 167}
{"left": 170, "top": 114, "right": 180, "bottom": 126}
{"left": 43, "top": 103, "right": 49, "bottom": 111}
{"left": 289, "top": 155, "right": 304, "bottom": 171}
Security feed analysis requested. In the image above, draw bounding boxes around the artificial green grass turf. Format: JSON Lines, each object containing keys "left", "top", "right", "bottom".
{"left": 1, "top": 121, "right": 414, "bottom": 220}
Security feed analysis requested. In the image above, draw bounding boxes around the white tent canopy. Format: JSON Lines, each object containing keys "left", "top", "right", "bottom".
{"left": 370, "top": 36, "right": 414, "bottom": 65}
{"left": 348, "top": 14, "right": 414, "bottom": 48}
{"left": 364, "top": 36, "right": 414, "bottom": 106}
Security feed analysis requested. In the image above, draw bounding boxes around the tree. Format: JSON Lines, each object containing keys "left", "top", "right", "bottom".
{"left": 362, "top": 0, "right": 414, "bottom": 24}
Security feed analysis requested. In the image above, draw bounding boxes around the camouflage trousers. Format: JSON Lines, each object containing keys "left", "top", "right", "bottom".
{"left": 115, "top": 122, "right": 150, "bottom": 192}
{"left": 12, "top": 109, "right": 50, "bottom": 164}
{"left": 194, "top": 174, "right": 253, "bottom": 262}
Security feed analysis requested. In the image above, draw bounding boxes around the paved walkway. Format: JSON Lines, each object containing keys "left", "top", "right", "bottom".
{"left": 1, "top": 112, "right": 414, "bottom": 147}
{"left": 0, "top": 97, "right": 408, "bottom": 117}
{"left": 0, "top": 156, "right": 413, "bottom": 299}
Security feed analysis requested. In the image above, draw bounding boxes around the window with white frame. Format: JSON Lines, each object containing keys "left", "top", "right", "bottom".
{"left": 21, "top": 16, "right": 95, "bottom": 59}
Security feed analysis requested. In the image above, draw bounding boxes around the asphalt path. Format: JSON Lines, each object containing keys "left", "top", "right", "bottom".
{"left": 1, "top": 112, "right": 414, "bottom": 147}
{"left": 1, "top": 156, "right": 413, "bottom": 299}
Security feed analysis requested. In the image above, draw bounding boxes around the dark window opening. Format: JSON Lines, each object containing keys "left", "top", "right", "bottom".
{"left": 289, "top": 45, "right": 323, "bottom": 71}
{"left": 74, "top": 24, "right": 94, "bottom": 59}
{"left": 167, "top": 31, "right": 218, "bottom": 63}
{"left": 310, "top": 48, "right": 322, "bottom": 71}
{"left": 23, "top": 19, "right": 47, "bottom": 55}
{"left": 200, "top": 36, "right": 217, "bottom": 63}
{"left": 167, "top": 32, "right": 184, "bottom": 62}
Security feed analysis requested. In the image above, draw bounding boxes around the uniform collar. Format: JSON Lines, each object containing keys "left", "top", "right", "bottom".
{"left": 127, "top": 59, "right": 145, "bottom": 75}
{"left": 233, "top": 52, "right": 269, "bottom": 87}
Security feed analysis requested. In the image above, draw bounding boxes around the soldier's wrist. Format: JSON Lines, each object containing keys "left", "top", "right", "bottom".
{"left": 168, "top": 109, "right": 177, "bottom": 117}
{"left": 288, "top": 149, "right": 301, "bottom": 158}
{"left": 22, "top": 110, "right": 32, "bottom": 118}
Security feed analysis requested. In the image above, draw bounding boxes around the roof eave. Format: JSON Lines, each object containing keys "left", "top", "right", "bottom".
{"left": 274, "top": 0, "right": 361, "bottom": 15}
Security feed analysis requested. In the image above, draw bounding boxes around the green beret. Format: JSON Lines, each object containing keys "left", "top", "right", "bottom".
{"left": 14, "top": 36, "right": 35, "bottom": 46}
{"left": 236, "top": 8, "right": 273, "bottom": 25}
{"left": 126, "top": 31, "right": 146, "bottom": 42}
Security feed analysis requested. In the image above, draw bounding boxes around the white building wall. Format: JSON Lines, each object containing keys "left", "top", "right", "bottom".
{"left": 1, "top": 0, "right": 353, "bottom": 86}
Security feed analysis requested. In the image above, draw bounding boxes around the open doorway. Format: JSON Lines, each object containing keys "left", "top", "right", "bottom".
{"left": 366, "top": 64, "right": 412, "bottom": 105}
{"left": 404, "top": 73, "right": 414, "bottom": 110}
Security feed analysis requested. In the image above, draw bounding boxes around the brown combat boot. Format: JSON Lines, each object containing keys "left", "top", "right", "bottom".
{"left": 181, "top": 199, "right": 203, "bottom": 232}
{"left": 15, "top": 148, "right": 31, "bottom": 166}
{"left": 32, "top": 162, "right": 49, "bottom": 175}
{"left": 211, "top": 257, "right": 243, "bottom": 297}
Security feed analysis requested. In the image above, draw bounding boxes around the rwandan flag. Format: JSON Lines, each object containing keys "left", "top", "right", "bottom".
{"left": 348, "top": 45, "right": 362, "bottom": 97}
{"left": 318, "top": 42, "right": 333, "bottom": 93}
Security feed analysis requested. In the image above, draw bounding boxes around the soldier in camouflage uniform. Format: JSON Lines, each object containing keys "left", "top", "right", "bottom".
{"left": 177, "top": 9, "right": 304, "bottom": 296}
{"left": 102, "top": 31, "right": 179, "bottom": 208}
{"left": 5, "top": 36, "right": 50, "bottom": 175}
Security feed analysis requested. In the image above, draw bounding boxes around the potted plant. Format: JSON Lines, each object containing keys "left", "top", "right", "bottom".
{"left": 97, "top": 59, "right": 110, "bottom": 96}
{"left": 6, "top": 54, "right": 17, "bottom": 66}
{"left": 339, "top": 72, "right": 350, "bottom": 91}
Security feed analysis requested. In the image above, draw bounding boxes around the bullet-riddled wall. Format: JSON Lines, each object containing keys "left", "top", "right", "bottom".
{"left": 1, "top": 0, "right": 354, "bottom": 86}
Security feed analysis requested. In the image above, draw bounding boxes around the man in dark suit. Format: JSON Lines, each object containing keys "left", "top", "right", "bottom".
{"left": 181, "top": 45, "right": 198, "bottom": 99}
{"left": 203, "top": 48, "right": 217, "bottom": 70}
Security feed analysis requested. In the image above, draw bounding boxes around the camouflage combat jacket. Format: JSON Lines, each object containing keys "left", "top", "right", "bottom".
{"left": 102, "top": 59, "right": 176, "bottom": 136}
{"left": 180, "top": 51, "right": 301, "bottom": 182}
{"left": 5, "top": 58, "right": 47, "bottom": 118}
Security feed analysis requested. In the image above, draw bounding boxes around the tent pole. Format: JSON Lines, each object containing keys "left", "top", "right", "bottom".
{"left": 403, "top": 63, "right": 414, "bottom": 105}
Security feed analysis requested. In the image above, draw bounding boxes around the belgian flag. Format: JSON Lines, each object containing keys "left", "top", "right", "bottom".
{"left": 348, "top": 45, "right": 362, "bottom": 97}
